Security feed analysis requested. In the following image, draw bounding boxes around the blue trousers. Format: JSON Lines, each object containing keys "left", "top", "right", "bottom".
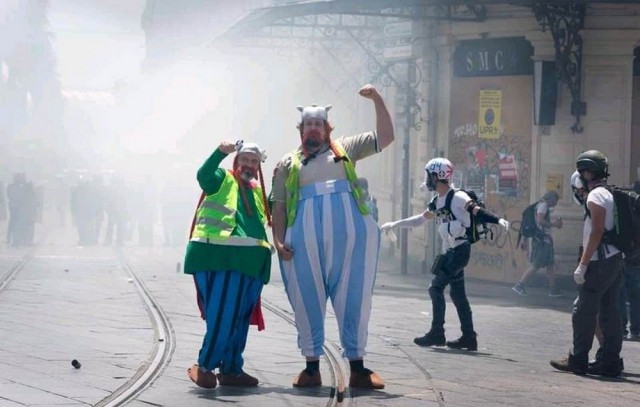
{"left": 194, "top": 270, "right": 262, "bottom": 374}
{"left": 279, "top": 179, "right": 380, "bottom": 359}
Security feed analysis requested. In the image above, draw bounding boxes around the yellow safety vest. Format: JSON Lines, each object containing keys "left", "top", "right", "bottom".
{"left": 191, "top": 170, "right": 273, "bottom": 252}
{"left": 285, "top": 141, "right": 370, "bottom": 226}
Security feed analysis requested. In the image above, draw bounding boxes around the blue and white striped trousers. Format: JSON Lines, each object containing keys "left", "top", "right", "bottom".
{"left": 194, "top": 270, "right": 262, "bottom": 374}
{"left": 280, "top": 179, "right": 380, "bottom": 359}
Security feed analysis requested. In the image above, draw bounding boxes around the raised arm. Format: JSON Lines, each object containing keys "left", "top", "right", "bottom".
{"left": 359, "top": 84, "right": 394, "bottom": 150}
{"left": 196, "top": 140, "right": 237, "bottom": 195}
{"left": 381, "top": 210, "right": 434, "bottom": 232}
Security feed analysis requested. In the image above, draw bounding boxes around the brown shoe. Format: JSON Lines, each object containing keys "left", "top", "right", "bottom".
{"left": 216, "top": 371, "right": 259, "bottom": 387}
{"left": 549, "top": 355, "right": 587, "bottom": 376}
{"left": 187, "top": 364, "right": 217, "bottom": 389}
{"left": 292, "top": 370, "right": 322, "bottom": 387}
{"left": 349, "top": 369, "right": 384, "bottom": 389}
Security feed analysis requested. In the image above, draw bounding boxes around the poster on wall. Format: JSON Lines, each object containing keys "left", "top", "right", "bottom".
{"left": 449, "top": 38, "right": 534, "bottom": 283}
{"left": 546, "top": 172, "right": 564, "bottom": 197}
{"left": 449, "top": 82, "right": 531, "bottom": 282}
{"left": 478, "top": 89, "right": 502, "bottom": 139}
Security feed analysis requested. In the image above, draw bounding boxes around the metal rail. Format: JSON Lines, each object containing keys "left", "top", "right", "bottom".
{"left": 94, "top": 248, "right": 176, "bottom": 407}
{"left": 262, "top": 299, "right": 351, "bottom": 407}
{"left": 0, "top": 253, "right": 32, "bottom": 293}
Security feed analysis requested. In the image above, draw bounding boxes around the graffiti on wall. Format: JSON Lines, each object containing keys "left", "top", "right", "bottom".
{"left": 449, "top": 122, "right": 531, "bottom": 279}
{"left": 450, "top": 122, "right": 530, "bottom": 205}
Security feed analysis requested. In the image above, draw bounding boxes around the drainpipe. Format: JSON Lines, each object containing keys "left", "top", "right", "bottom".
{"left": 425, "top": 24, "right": 440, "bottom": 273}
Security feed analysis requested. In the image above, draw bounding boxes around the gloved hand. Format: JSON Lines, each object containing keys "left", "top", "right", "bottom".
{"left": 498, "top": 218, "right": 510, "bottom": 231}
{"left": 380, "top": 222, "right": 396, "bottom": 233}
{"left": 574, "top": 263, "right": 587, "bottom": 285}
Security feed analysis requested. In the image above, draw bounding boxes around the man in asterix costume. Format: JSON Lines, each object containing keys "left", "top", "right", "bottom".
{"left": 271, "top": 84, "right": 394, "bottom": 389}
{"left": 185, "top": 140, "right": 273, "bottom": 389}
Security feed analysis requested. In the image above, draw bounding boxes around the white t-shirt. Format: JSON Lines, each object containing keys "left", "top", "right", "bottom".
{"left": 535, "top": 201, "right": 551, "bottom": 233}
{"left": 434, "top": 188, "right": 471, "bottom": 251}
{"left": 583, "top": 186, "right": 620, "bottom": 260}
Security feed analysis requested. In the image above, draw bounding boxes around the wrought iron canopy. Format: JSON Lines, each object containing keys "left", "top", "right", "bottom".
{"left": 215, "top": 0, "right": 487, "bottom": 47}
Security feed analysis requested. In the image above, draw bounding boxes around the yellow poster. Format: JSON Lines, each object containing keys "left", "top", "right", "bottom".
{"left": 546, "top": 172, "right": 563, "bottom": 197}
{"left": 478, "top": 90, "right": 502, "bottom": 139}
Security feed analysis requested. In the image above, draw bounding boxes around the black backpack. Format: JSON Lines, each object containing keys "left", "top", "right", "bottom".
{"left": 600, "top": 186, "right": 640, "bottom": 260}
{"left": 429, "top": 189, "right": 493, "bottom": 244}
{"left": 517, "top": 202, "right": 544, "bottom": 246}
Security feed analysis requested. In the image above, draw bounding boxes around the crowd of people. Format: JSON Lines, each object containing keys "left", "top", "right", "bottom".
{"left": 0, "top": 170, "right": 197, "bottom": 248}
{"left": 182, "top": 83, "right": 638, "bottom": 392}
{"left": 2, "top": 173, "right": 40, "bottom": 246}
{"left": 0, "top": 84, "right": 635, "bottom": 390}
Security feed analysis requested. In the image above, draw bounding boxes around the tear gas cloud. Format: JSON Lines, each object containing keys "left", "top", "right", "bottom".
{"left": 0, "top": 1, "right": 377, "bottom": 246}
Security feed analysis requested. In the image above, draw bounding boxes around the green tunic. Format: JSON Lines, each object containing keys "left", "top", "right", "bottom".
{"left": 183, "top": 149, "right": 271, "bottom": 284}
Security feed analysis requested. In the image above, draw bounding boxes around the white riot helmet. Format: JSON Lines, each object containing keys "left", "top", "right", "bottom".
{"left": 570, "top": 170, "right": 586, "bottom": 205}
{"left": 423, "top": 157, "right": 454, "bottom": 191}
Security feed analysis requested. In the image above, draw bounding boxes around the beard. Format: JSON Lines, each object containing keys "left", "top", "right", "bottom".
{"left": 302, "top": 129, "right": 323, "bottom": 150}
{"left": 236, "top": 166, "right": 257, "bottom": 182}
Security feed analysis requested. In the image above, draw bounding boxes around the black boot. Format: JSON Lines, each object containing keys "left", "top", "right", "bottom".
{"left": 588, "top": 348, "right": 624, "bottom": 372}
{"left": 587, "top": 360, "right": 622, "bottom": 377}
{"left": 413, "top": 331, "right": 446, "bottom": 347}
{"left": 446, "top": 334, "right": 477, "bottom": 351}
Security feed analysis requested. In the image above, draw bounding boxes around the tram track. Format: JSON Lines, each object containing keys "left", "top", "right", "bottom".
{"left": 375, "top": 333, "right": 446, "bottom": 407}
{"left": 134, "top": 245, "right": 353, "bottom": 406}
{"left": 0, "top": 243, "right": 175, "bottom": 406}
{"left": 262, "top": 298, "right": 351, "bottom": 407}
{"left": 0, "top": 247, "right": 37, "bottom": 294}
{"left": 0, "top": 236, "right": 439, "bottom": 406}
{"left": 93, "top": 247, "right": 176, "bottom": 407}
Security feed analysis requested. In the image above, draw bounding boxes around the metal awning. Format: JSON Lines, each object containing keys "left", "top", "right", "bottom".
{"left": 214, "top": 0, "right": 488, "bottom": 48}
{"left": 211, "top": 0, "right": 640, "bottom": 132}
{"left": 215, "top": 0, "right": 640, "bottom": 47}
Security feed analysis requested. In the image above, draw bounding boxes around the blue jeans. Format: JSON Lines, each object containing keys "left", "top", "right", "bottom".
{"left": 620, "top": 264, "right": 640, "bottom": 335}
{"left": 428, "top": 242, "right": 474, "bottom": 337}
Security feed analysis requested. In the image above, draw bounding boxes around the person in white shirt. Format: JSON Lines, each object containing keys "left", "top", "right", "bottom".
{"left": 382, "top": 157, "right": 509, "bottom": 351}
{"left": 550, "top": 150, "right": 624, "bottom": 377}
{"left": 512, "top": 191, "right": 563, "bottom": 297}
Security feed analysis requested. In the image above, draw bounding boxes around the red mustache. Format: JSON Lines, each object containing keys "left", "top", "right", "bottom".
{"left": 305, "top": 129, "right": 321, "bottom": 138}
{"left": 302, "top": 129, "right": 323, "bottom": 145}
{"left": 236, "top": 165, "right": 257, "bottom": 179}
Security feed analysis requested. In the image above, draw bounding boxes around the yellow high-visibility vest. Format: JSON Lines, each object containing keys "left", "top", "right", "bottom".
{"left": 285, "top": 141, "right": 369, "bottom": 226}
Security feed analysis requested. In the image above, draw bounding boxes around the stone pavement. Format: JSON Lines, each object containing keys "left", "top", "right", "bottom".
{"left": 0, "top": 238, "right": 638, "bottom": 406}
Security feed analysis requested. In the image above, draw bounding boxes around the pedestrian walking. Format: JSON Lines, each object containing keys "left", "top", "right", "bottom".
{"left": 512, "top": 190, "right": 563, "bottom": 297}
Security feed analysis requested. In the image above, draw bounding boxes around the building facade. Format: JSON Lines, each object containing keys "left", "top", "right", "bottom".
{"left": 194, "top": 1, "right": 640, "bottom": 283}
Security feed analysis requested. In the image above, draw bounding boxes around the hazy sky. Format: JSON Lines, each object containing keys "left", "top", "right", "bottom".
{"left": 41, "top": 1, "right": 370, "bottom": 179}
{"left": 48, "top": 0, "right": 146, "bottom": 90}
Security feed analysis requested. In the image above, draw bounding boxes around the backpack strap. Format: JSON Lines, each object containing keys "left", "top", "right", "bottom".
{"left": 584, "top": 185, "right": 612, "bottom": 259}
{"left": 428, "top": 194, "right": 438, "bottom": 212}
{"left": 444, "top": 189, "right": 472, "bottom": 241}
{"left": 444, "top": 189, "right": 457, "bottom": 220}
